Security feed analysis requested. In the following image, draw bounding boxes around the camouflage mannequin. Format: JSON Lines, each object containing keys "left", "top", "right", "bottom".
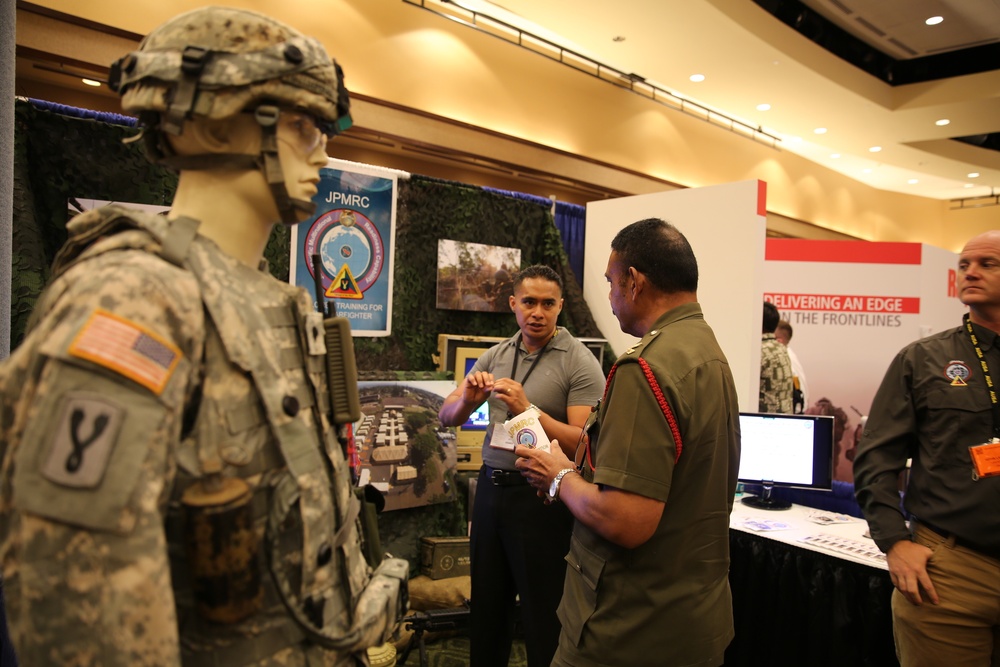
{"left": 0, "top": 7, "right": 406, "bottom": 666}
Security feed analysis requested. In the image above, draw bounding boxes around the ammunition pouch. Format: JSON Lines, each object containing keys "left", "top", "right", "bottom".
{"left": 267, "top": 476, "right": 409, "bottom": 652}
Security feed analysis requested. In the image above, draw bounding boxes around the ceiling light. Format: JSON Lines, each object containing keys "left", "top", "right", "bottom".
{"left": 689, "top": 74, "right": 705, "bottom": 82}
{"left": 908, "top": 179, "right": 919, "bottom": 184}
{"left": 869, "top": 146, "right": 882, "bottom": 152}
{"left": 756, "top": 103, "right": 771, "bottom": 111}
{"left": 830, "top": 153, "right": 841, "bottom": 159}
{"left": 965, "top": 183, "right": 975, "bottom": 188}
{"left": 968, "top": 172, "right": 980, "bottom": 178}
{"left": 925, "top": 16, "right": 944, "bottom": 26}
{"left": 935, "top": 119, "right": 950, "bottom": 126}
{"left": 862, "top": 168, "right": 872, "bottom": 174}
{"left": 814, "top": 127, "right": 827, "bottom": 135}
{"left": 82, "top": 78, "right": 101, "bottom": 87}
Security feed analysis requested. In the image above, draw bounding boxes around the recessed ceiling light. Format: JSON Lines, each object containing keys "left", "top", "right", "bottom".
{"left": 830, "top": 153, "right": 841, "bottom": 159}
{"left": 689, "top": 74, "right": 705, "bottom": 82}
{"left": 814, "top": 127, "right": 827, "bottom": 135}
{"left": 935, "top": 119, "right": 950, "bottom": 126}
{"left": 925, "top": 16, "right": 944, "bottom": 26}
{"left": 965, "top": 183, "right": 975, "bottom": 188}
{"left": 82, "top": 78, "right": 101, "bottom": 87}
{"left": 862, "top": 168, "right": 872, "bottom": 174}
{"left": 756, "top": 103, "right": 771, "bottom": 111}
{"left": 869, "top": 146, "right": 882, "bottom": 152}
{"left": 907, "top": 179, "right": 919, "bottom": 184}
{"left": 968, "top": 172, "right": 980, "bottom": 178}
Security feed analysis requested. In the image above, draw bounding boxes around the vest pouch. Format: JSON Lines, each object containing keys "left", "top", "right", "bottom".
{"left": 181, "top": 473, "right": 263, "bottom": 624}
{"left": 267, "top": 476, "right": 409, "bottom": 652}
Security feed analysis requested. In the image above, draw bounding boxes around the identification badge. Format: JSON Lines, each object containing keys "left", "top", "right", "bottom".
{"left": 969, "top": 440, "right": 1000, "bottom": 480}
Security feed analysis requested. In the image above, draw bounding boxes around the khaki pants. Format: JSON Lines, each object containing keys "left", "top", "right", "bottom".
{"left": 893, "top": 525, "right": 1000, "bottom": 667}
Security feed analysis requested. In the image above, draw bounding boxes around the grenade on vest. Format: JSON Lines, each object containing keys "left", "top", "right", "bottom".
{"left": 182, "top": 459, "right": 263, "bottom": 623}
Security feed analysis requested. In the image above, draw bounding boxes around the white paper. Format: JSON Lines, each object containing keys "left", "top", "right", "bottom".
{"left": 497, "top": 407, "right": 551, "bottom": 453}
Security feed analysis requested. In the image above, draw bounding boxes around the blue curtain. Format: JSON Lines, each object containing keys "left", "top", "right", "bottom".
{"left": 27, "top": 98, "right": 136, "bottom": 126}
{"left": 483, "top": 188, "right": 586, "bottom": 287}
{"left": 554, "top": 201, "right": 585, "bottom": 287}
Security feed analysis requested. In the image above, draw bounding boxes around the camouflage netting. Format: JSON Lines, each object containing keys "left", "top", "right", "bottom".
{"left": 12, "top": 99, "right": 611, "bottom": 568}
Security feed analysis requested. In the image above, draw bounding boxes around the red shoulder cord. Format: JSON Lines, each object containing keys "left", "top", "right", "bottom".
{"left": 584, "top": 359, "right": 683, "bottom": 468}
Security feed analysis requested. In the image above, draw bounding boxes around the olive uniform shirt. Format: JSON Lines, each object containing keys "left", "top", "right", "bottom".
{"left": 554, "top": 303, "right": 741, "bottom": 667}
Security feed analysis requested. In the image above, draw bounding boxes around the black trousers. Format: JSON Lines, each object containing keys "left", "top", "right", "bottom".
{"left": 470, "top": 466, "right": 574, "bottom": 667}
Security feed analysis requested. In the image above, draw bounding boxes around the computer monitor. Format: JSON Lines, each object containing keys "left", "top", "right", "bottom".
{"left": 737, "top": 411, "right": 835, "bottom": 511}
{"left": 460, "top": 357, "right": 490, "bottom": 431}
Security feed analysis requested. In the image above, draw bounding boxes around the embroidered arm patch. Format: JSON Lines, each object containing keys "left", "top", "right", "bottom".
{"left": 68, "top": 309, "right": 182, "bottom": 395}
{"left": 41, "top": 393, "right": 124, "bottom": 489}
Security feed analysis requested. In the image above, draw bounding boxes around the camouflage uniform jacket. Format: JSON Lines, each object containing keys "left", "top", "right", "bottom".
{"left": 759, "top": 333, "right": 794, "bottom": 414}
{"left": 0, "top": 206, "right": 405, "bottom": 667}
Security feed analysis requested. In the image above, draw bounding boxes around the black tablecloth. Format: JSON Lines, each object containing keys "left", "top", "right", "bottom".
{"left": 726, "top": 530, "right": 898, "bottom": 667}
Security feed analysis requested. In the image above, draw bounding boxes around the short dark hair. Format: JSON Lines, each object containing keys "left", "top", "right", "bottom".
{"left": 610, "top": 218, "right": 698, "bottom": 293}
{"left": 776, "top": 319, "right": 793, "bottom": 340}
{"left": 762, "top": 301, "right": 780, "bottom": 333}
{"left": 513, "top": 264, "right": 563, "bottom": 295}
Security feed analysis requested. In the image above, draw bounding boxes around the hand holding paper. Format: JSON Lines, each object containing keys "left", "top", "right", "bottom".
{"left": 496, "top": 406, "right": 551, "bottom": 453}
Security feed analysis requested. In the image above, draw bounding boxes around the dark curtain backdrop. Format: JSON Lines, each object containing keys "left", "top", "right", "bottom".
{"left": 482, "top": 187, "right": 587, "bottom": 288}
{"left": 12, "top": 99, "right": 607, "bottom": 368}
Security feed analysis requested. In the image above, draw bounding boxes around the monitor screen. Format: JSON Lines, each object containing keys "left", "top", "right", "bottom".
{"left": 461, "top": 356, "right": 490, "bottom": 432}
{"left": 737, "top": 412, "right": 835, "bottom": 510}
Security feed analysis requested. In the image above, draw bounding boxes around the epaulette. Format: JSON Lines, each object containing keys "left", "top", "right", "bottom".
{"left": 604, "top": 327, "right": 682, "bottom": 463}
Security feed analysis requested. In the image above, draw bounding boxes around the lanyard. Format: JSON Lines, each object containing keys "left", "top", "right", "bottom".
{"left": 506, "top": 331, "right": 556, "bottom": 418}
{"left": 963, "top": 313, "right": 1000, "bottom": 439}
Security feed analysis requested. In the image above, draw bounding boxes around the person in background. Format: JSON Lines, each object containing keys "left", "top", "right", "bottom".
{"left": 0, "top": 7, "right": 407, "bottom": 665}
{"left": 775, "top": 319, "right": 808, "bottom": 413}
{"left": 854, "top": 230, "right": 1000, "bottom": 667}
{"left": 514, "top": 218, "right": 740, "bottom": 667}
{"left": 759, "top": 301, "right": 794, "bottom": 413}
{"left": 438, "top": 264, "right": 605, "bottom": 667}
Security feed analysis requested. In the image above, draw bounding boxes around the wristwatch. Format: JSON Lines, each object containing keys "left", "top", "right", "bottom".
{"left": 548, "top": 468, "right": 576, "bottom": 501}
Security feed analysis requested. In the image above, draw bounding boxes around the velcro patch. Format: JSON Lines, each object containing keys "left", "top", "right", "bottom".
{"left": 68, "top": 309, "right": 182, "bottom": 395}
{"left": 41, "top": 393, "right": 125, "bottom": 489}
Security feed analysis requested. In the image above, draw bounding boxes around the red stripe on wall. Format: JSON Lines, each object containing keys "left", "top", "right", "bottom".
{"left": 757, "top": 180, "right": 767, "bottom": 218}
{"left": 765, "top": 239, "right": 922, "bottom": 264}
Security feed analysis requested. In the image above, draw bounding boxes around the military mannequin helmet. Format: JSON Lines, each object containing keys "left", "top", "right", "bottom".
{"left": 110, "top": 5, "right": 351, "bottom": 138}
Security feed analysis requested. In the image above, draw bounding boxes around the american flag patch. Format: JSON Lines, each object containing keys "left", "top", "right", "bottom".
{"left": 68, "top": 309, "right": 182, "bottom": 395}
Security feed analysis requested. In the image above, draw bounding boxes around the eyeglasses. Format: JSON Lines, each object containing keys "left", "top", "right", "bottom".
{"left": 277, "top": 110, "right": 328, "bottom": 155}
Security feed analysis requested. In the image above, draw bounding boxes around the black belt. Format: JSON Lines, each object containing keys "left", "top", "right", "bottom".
{"left": 918, "top": 519, "right": 1000, "bottom": 561}
{"left": 485, "top": 465, "right": 528, "bottom": 486}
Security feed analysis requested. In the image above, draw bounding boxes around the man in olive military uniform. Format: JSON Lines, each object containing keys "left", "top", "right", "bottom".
{"left": 514, "top": 218, "right": 740, "bottom": 667}
{"left": 0, "top": 7, "right": 406, "bottom": 666}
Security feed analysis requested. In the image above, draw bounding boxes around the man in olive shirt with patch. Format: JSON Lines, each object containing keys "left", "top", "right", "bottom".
{"left": 854, "top": 230, "right": 1000, "bottom": 667}
{"left": 515, "top": 218, "right": 740, "bottom": 667}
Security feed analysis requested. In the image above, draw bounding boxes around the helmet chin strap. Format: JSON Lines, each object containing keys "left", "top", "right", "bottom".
{"left": 254, "top": 105, "right": 316, "bottom": 227}
{"left": 154, "top": 105, "right": 316, "bottom": 227}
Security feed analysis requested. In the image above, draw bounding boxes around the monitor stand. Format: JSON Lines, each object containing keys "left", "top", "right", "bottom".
{"left": 740, "top": 482, "right": 791, "bottom": 511}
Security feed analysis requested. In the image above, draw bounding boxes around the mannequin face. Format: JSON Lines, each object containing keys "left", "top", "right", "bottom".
{"left": 275, "top": 110, "right": 329, "bottom": 214}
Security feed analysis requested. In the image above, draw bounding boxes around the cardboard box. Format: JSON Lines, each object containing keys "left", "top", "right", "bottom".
{"left": 420, "top": 536, "right": 471, "bottom": 580}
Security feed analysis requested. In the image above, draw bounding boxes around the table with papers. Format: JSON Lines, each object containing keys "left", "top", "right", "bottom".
{"left": 725, "top": 498, "right": 898, "bottom": 667}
